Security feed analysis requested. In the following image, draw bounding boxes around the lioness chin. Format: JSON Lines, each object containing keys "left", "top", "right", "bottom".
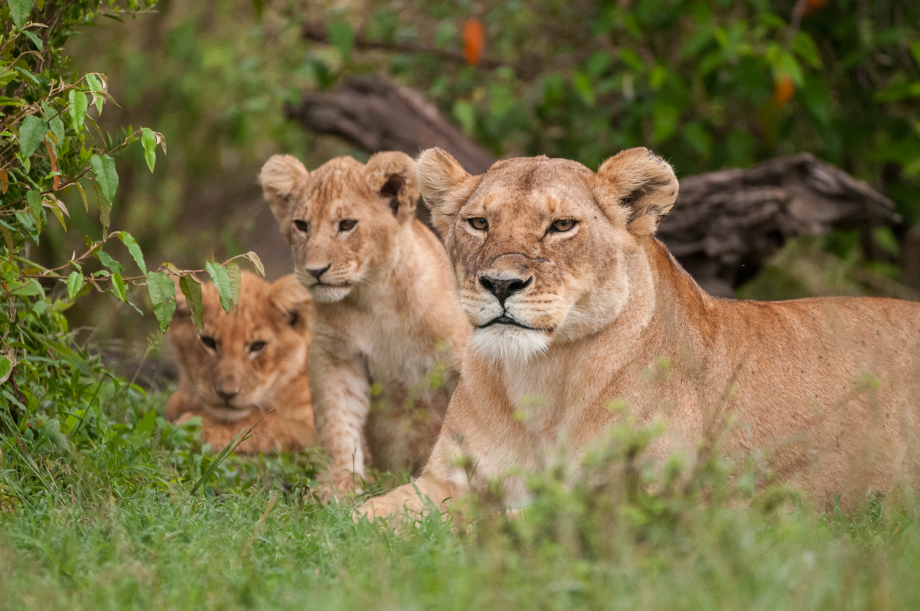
{"left": 260, "top": 151, "right": 471, "bottom": 499}
{"left": 358, "top": 147, "right": 920, "bottom": 520}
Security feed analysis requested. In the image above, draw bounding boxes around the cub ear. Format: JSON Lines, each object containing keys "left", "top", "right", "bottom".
{"left": 259, "top": 155, "right": 309, "bottom": 232}
{"left": 365, "top": 151, "right": 420, "bottom": 224}
{"left": 415, "top": 148, "right": 473, "bottom": 237}
{"left": 268, "top": 274, "right": 313, "bottom": 331}
{"left": 595, "top": 147, "right": 678, "bottom": 237}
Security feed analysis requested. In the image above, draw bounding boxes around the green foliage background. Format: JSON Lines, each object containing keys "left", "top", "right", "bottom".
{"left": 1, "top": 2, "right": 920, "bottom": 608}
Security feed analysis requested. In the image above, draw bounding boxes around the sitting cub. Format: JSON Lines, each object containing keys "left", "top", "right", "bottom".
{"left": 166, "top": 272, "right": 315, "bottom": 454}
{"left": 260, "top": 151, "right": 471, "bottom": 496}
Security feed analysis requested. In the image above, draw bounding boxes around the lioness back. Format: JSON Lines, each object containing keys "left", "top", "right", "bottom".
{"left": 166, "top": 272, "right": 315, "bottom": 454}
{"left": 260, "top": 151, "right": 471, "bottom": 497}
{"left": 358, "top": 148, "right": 920, "bottom": 519}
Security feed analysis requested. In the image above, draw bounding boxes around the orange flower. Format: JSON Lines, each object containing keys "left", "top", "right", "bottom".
{"left": 463, "top": 19, "right": 484, "bottom": 66}
{"left": 803, "top": 0, "right": 828, "bottom": 16}
{"left": 774, "top": 75, "right": 795, "bottom": 107}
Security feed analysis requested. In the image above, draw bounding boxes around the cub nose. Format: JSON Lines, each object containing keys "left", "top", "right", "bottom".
{"left": 306, "top": 264, "right": 331, "bottom": 281}
{"left": 479, "top": 275, "right": 533, "bottom": 306}
{"left": 216, "top": 388, "right": 239, "bottom": 401}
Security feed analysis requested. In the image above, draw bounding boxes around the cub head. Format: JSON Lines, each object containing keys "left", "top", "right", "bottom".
{"left": 259, "top": 152, "right": 421, "bottom": 303}
{"left": 416, "top": 147, "right": 678, "bottom": 363}
{"left": 167, "top": 272, "right": 312, "bottom": 421}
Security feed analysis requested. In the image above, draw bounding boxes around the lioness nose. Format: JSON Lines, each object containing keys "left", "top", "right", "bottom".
{"left": 479, "top": 275, "right": 533, "bottom": 306}
{"left": 306, "top": 264, "right": 331, "bottom": 280}
{"left": 216, "top": 388, "right": 239, "bottom": 401}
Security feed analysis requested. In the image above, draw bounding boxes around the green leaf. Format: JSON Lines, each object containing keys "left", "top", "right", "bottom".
{"left": 25, "top": 189, "right": 42, "bottom": 218}
{"left": 90, "top": 153, "right": 118, "bottom": 204}
{"left": 226, "top": 261, "right": 241, "bottom": 309}
{"left": 652, "top": 101, "right": 680, "bottom": 143}
{"left": 111, "top": 272, "right": 126, "bottom": 302}
{"left": 205, "top": 261, "right": 233, "bottom": 313}
{"left": 327, "top": 20, "right": 354, "bottom": 62}
{"left": 7, "top": 0, "right": 34, "bottom": 30}
{"left": 10, "top": 278, "right": 43, "bottom": 296}
{"left": 872, "top": 226, "right": 900, "bottom": 256}
{"left": 86, "top": 74, "right": 104, "bottom": 113}
{"left": 179, "top": 275, "right": 205, "bottom": 330}
{"left": 146, "top": 271, "right": 176, "bottom": 332}
{"left": 75, "top": 181, "right": 89, "bottom": 212}
{"left": 96, "top": 249, "right": 125, "bottom": 274}
{"left": 0, "top": 355, "right": 12, "bottom": 384}
{"left": 68, "top": 90, "right": 88, "bottom": 132}
{"left": 129, "top": 410, "right": 157, "bottom": 449}
{"left": 572, "top": 72, "right": 595, "bottom": 107}
{"left": 452, "top": 100, "right": 476, "bottom": 136}
{"left": 18, "top": 114, "right": 46, "bottom": 157}
{"left": 22, "top": 29, "right": 42, "bottom": 50}
{"left": 48, "top": 115, "right": 64, "bottom": 146}
{"left": 141, "top": 127, "right": 157, "bottom": 173}
{"left": 93, "top": 179, "right": 111, "bottom": 234}
{"left": 115, "top": 231, "right": 146, "bottom": 275}
{"left": 792, "top": 32, "right": 822, "bottom": 69}
{"left": 66, "top": 271, "right": 84, "bottom": 301}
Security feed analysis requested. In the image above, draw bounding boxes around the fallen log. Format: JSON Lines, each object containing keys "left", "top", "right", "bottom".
{"left": 286, "top": 75, "right": 901, "bottom": 296}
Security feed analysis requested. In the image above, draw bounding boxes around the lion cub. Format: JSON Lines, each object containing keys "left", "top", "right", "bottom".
{"left": 166, "top": 272, "right": 315, "bottom": 454}
{"left": 260, "top": 151, "right": 470, "bottom": 497}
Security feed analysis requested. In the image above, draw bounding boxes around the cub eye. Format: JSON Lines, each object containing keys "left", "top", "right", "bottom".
{"left": 293, "top": 220, "right": 309, "bottom": 233}
{"left": 549, "top": 219, "right": 577, "bottom": 233}
{"left": 468, "top": 217, "right": 488, "bottom": 231}
{"left": 249, "top": 341, "right": 266, "bottom": 354}
{"left": 199, "top": 335, "right": 217, "bottom": 350}
{"left": 339, "top": 219, "right": 357, "bottom": 232}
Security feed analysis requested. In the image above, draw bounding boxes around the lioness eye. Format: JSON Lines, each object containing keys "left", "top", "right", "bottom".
{"left": 199, "top": 335, "right": 217, "bottom": 350}
{"left": 339, "top": 219, "right": 357, "bottom": 232}
{"left": 549, "top": 219, "right": 577, "bottom": 233}
{"left": 293, "top": 220, "right": 309, "bottom": 233}
{"left": 249, "top": 341, "right": 266, "bottom": 353}
{"left": 468, "top": 217, "right": 488, "bottom": 231}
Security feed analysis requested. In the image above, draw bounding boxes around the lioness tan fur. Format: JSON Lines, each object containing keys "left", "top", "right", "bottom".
{"left": 260, "top": 151, "right": 471, "bottom": 497}
{"left": 166, "top": 272, "right": 315, "bottom": 454}
{"left": 359, "top": 147, "right": 920, "bottom": 519}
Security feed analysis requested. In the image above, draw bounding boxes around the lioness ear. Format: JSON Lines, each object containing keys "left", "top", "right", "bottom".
{"left": 259, "top": 154, "right": 309, "bottom": 232}
{"left": 269, "top": 274, "right": 313, "bottom": 331}
{"left": 365, "top": 151, "right": 420, "bottom": 224}
{"left": 415, "top": 148, "right": 473, "bottom": 237}
{"left": 595, "top": 147, "right": 678, "bottom": 237}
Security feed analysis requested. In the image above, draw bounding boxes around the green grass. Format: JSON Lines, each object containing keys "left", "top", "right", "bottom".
{"left": 4, "top": 388, "right": 920, "bottom": 610}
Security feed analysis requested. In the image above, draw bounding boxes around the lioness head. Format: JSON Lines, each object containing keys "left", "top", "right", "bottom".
{"left": 259, "top": 152, "right": 421, "bottom": 303}
{"left": 167, "top": 272, "right": 312, "bottom": 421}
{"left": 416, "top": 147, "right": 678, "bottom": 363}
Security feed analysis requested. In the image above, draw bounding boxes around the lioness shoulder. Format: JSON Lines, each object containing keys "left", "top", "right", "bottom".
{"left": 166, "top": 271, "right": 315, "bottom": 454}
{"left": 260, "top": 151, "right": 471, "bottom": 496}
{"left": 359, "top": 147, "right": 920, "bottom": 519}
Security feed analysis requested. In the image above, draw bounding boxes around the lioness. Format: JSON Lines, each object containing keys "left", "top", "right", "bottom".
{"left": 359, "top": 147, "right": 920, "bottom": 518}
{"left": 260, "top": 151, "right": 470, "bottom": 496}
{"left": 166, "top": 272, "right": 315, "bottom": 454}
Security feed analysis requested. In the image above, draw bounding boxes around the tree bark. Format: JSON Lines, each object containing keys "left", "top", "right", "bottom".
{"left": 287, "top": 76, "right": 900, "bottom": 296}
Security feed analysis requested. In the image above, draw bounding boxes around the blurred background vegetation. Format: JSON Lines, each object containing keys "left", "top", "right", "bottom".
{"left": 35, "top": 0, "right": 920, "bottom": 350}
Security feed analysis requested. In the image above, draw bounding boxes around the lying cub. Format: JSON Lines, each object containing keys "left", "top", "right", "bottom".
{"left": 166, "top": 272, "right": 315, "bottom": 454}
{"left": 260, "top": 152, "right": 471, "bottom": 497}
{"left": 359, "top": 148, "right": 920, "bottom": 519}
